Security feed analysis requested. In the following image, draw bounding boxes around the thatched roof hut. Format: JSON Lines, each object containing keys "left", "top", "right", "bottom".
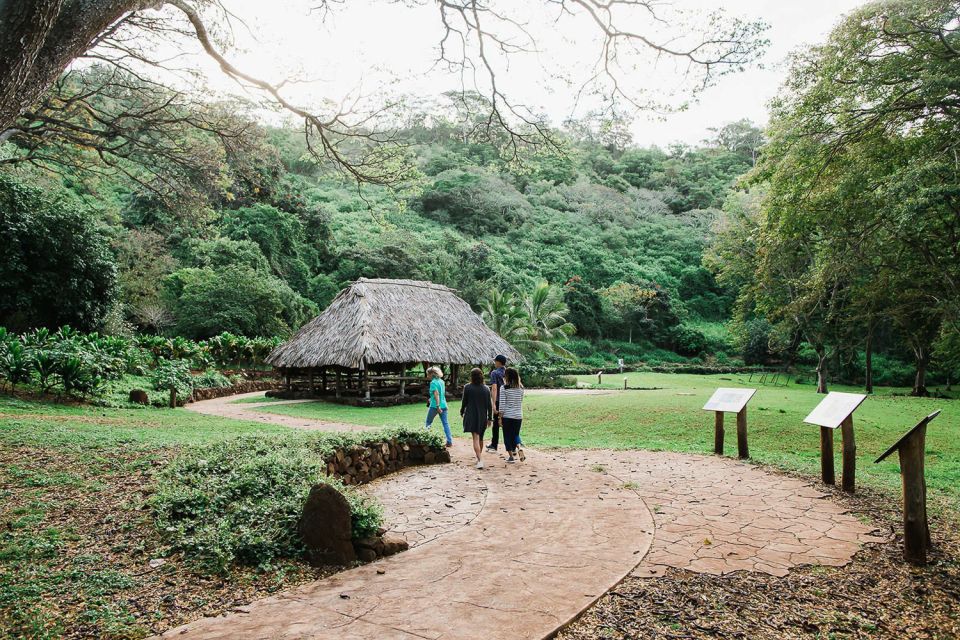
{"left": 266, "top": 278, "right": 519, "bottom": 403}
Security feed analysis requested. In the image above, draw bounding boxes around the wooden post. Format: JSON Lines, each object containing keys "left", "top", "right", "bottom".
{"left": 335, "top": 369, "right": 342, "bottom": 398}
{"left": 875, "top": 410, "right": 940, "bottom": 565}
{"left": 899, "top": 429, "right": 928, "bottom": 564}
{"left": 321, "top": 369, "right": 327, "bottom": 394}
{"left": 623, "top": 377, "right": 627, "bottom": 390}
{"left": 597, "top": 370, "right": 602, "bottom": 385}
{"left": 820, "top": 426, "right": 835, "bottom": 485}
{"left": 840, "top": 414, "right": 856, "bottom": 492}
{"left": 309, "top": 370, "right": 315, "bottom": 395}
{"left": 736, "top": 408, "right": 749, "bottom": 459}
{"left": 284, "top": 369, "right": 291, "bottom": 391}
{"left": 714, "top": 411, "right": 724, "bottom": 455}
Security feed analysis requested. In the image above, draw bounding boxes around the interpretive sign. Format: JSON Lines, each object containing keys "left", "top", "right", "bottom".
{"left": 803, "top": 392, "right": 867, "bottom": 429}
{"left": 804, "top": 392, "right": 867, "bottom": 492}
{"left": 875, "top": 410, "right": 941, "bottom": 565}
{"left": 703, "top": 387, "right": 757, "bottom": 459}
{"left": 703, "top": 388, "right": 757, "bottom": 413}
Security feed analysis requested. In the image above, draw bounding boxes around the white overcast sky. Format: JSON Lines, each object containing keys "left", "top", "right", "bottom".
{"left": 167, "top": 0, "right": 867, "bottom": 148}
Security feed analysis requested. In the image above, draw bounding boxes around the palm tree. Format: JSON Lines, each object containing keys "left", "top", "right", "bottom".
{"left": 480, "top": 282, "right": 576, "bottom": 359}
{"left": 522, "top": 282, "right": 576, "bottom": 358}
{"left": 479, "top": 290, "right": 528, "bottom": 342}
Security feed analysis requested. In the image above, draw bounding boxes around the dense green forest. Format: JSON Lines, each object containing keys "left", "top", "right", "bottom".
{"left": 1, "top": 0, "right": 958, "bottom": 394}
{"left": 0, "top": 69, "right": 757, "bottom": 363}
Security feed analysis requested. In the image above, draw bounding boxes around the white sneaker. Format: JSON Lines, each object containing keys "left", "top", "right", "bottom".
{"left": 475, "top": 460, "right": 484, "bottom": 469}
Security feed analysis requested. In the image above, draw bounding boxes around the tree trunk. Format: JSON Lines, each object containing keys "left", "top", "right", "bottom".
{"left": 628, "top": 326, "right": 632, "bottom": 344}
{"left": 815, "top": 349, "right": 829, "bottom": 394}
{"left": 864, "top": 331, "right": 874, "bottom": 394}
{"left": 912, "top": 352, "right": 929, "bottom": 397}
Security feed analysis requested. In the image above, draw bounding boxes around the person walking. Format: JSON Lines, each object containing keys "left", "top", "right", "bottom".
{"left": 500, "top": 367, "right": 525, "bottom": 463}
{"left": 424, "top": 366, "right": 453, "bottom": 447}
{"left": 486, "top": 355, "right": 507, "bottom": 452}
{"left": 460, "top": 367, "right": 493, "bottom": 469}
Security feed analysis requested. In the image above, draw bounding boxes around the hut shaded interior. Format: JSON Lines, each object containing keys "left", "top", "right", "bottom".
{"left": 265, "top": 278, "right": 520, "bottom": 405}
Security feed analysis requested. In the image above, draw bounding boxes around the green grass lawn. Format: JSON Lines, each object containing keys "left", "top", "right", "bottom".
{"left": 2, "top": 374, "right": 958, "bottom": 638}
{"left": 256, "top": 372, "right": 960, "bottom": 510}
{"left": 0, "top": 396, "right": 300, "bottom": 639}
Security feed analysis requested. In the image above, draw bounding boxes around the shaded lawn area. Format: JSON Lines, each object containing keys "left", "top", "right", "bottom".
{"left": 0, "top": 396, "right": 322, "bottom": 640}
{"left": 257, "top": 372, "right": 960, "bottom": 510}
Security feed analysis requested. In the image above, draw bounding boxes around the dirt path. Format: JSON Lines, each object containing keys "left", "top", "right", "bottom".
{"left": 164, "top": 394, "right": 882, "bottom": 639}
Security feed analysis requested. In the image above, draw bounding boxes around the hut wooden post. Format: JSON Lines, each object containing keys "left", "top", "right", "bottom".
{"left": 284, "top": 369, "right": 291, "bottom": 392}
{"left": 713, "top": 411, "right": 724, "bottom": 455}
{"left": 321, "top": 369, "right": 328, "bottom": 394}
{"left": 736, "top": 408, "right": 749, "bottom": 459}
{"left": 450, "top": 364, "right": 458, "bottom": 393}
{"left": 820, "top": 427, "right": 835, "bottom": 485}
{"left": 361, "top": 362, "right": 371, "bottom": 401}
{"left": 840, "top": 415, "right": 856, "bottom": 493}
{"left": 399, "top": 365, "right": 406, "bottom": 396}
{"left": 309, "top": 370, "right": 315, "bottom": 395}
{"left": 335, "top": 369, "right": 342, "bottom": 398}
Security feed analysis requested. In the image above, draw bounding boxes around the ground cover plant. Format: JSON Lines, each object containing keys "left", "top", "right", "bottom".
{"left": 257, "top": 372, "right": 960, "bottom": 510}
{"left": 0, "top": 395, "right": 439, "bottom": 639}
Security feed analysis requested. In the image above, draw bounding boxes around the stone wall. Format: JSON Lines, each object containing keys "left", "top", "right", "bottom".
{"left": 323, "top": 439, "right": 451, "bottom": 486}
{"left": 188, "top": 380, "right": 279, "bottom": 402}
{"left": 301, "top": 438, "right": 450, "bottom": 564}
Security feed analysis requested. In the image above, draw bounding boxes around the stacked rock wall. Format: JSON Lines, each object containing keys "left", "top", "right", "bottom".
{"left": 323, "top": 439, "right": 451, "bottom": 486}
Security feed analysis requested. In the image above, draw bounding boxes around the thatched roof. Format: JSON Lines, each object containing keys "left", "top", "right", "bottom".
{"left": 266, "top": 278, "right": 520, "bottom": 370}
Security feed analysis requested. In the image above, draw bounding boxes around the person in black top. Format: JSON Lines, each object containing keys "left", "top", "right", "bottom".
{"left": 461, "top": 367, "right": 493, "bottom": 469}
{"left": 486, "top": 354, "right": 507, "bottom": 452}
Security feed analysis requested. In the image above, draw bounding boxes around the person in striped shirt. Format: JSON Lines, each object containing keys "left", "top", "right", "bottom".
{"left": 500, "top": 367, "right": 525, "bottom": 463}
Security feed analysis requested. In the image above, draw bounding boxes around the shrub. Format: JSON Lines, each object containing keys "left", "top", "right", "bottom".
{"left": 192, "top": 369, "right": 233, "bottom": 390}
{"left": 151, "top": 359, "right": 193, "bottom": 406}
{"left": 150, "top": 431, "right": 443, "bottom": 574}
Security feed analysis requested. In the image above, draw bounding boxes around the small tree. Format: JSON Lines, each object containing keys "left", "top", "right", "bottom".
{"left": 152, "top": 359, "right": 193, "bottom": 408}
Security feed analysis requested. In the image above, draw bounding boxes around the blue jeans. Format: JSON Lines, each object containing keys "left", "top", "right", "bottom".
{"left": 426, "top": 407, "right": 452, "bottom": 444}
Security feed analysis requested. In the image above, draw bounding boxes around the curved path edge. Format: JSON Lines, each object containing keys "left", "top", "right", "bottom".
{"left": 161, "top": 393, "right": 883, "bottom": 639}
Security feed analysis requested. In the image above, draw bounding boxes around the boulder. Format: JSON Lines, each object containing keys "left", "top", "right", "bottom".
{"left": 381, "top": 536, "right": 409, "bottom": 556}
{"left": 129, "top": 389, "right": 149, "bottom": 405}
{"left": 356, "top": 547, "right": 377, "bottom": 563}
{"left": 299, "top": 483, "right": 356, "bottom": 566}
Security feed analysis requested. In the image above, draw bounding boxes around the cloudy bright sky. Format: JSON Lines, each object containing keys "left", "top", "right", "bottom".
{"left": 168, "top": 0, "right": 867, "bottom": 148}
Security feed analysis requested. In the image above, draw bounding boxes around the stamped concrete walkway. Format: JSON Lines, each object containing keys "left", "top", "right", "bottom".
{"left": 164, "top": 393, "right": 882, "bottom": 639}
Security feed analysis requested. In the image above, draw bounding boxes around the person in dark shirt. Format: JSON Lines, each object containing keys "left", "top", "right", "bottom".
{"left": 486, "top": 355, "right": 506, "bottom": 452}
{"left": 460, "top": 367, "right": 493, "bottom": 469}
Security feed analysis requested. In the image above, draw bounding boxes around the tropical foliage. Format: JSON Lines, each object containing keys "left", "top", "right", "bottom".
{"left": 707, "top": 0, "right": 960, "bottom": 395}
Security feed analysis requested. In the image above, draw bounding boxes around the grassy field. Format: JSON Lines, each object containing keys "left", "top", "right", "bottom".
{"left": 1, "top": 373, "right": 958, "bottom": 638}
{"left": 0, "top": 396, "right": 310, "bottom": 640}
{"left": 257, "top": 372, "right": 960, "bottom": 510}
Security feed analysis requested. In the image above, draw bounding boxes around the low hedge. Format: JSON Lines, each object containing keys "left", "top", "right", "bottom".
{"left": 151, "top": 428, "right": 442, "bottom": 575}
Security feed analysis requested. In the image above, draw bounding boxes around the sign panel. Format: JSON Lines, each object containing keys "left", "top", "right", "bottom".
{"left": 875, "top": 410, "right": 941, "bottom": 463}
{"left": 703, "top": 387, "right": 757, "bottom": 413}
{"left": 803, "top": 391, "right": 867, "bottom": 429}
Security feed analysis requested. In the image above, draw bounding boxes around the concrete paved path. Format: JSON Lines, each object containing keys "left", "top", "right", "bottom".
{"left": 164, "top": 394, "right": 881, "bottom": 639}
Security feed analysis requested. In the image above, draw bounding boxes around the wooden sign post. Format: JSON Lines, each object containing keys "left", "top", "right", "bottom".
{"left": 874, "top": 410, "right": 941, "bottom": 565}
{"left": 703, "top": 388, "right": 757, "bottom": 459}
{"left": 803, "top": 392, "right": 867, "bottom": 492}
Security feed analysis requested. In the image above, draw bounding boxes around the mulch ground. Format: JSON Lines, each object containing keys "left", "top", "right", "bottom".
{"left": 559, "top": 480, "right": 960, "bottom": 639}
{"left": 0, "top": 446, "right": 336, "bottom": 640}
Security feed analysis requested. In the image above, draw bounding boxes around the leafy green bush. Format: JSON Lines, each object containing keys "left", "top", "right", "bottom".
{"left": 150, "top": 359, "right": 193, "bottom": 406}
{"left": 192, "top": 369, "right": 233, "bottom": 390}
{"left": 151, "top": 430, "right": 438, "bottom": 574}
